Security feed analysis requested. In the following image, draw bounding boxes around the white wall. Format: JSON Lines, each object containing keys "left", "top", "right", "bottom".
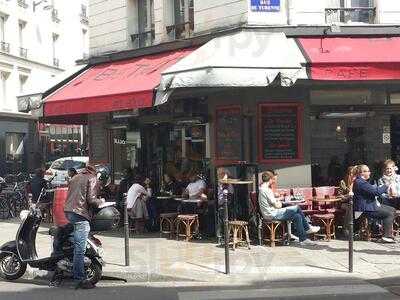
{"left": 0, "top": 0, "right": 89, "bottom": 113}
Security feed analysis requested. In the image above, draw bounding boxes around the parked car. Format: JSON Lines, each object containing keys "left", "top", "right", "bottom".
{"left": 44, "top": 156, "right": 89, "bottom": 187}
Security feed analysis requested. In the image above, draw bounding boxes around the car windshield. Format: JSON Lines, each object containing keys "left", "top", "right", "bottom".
{"left": 51, "top": 159, "right": 86, "bottom": 171}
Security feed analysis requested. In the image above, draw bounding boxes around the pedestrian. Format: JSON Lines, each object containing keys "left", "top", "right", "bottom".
{"left": 64, "top": 164, "right": 105, "bottom": 289}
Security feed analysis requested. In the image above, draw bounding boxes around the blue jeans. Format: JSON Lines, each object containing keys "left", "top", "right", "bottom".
{"left": 272, "top": 205, "right": 310, "bottom": 242}
{"left": 65, "top": 212, "right": 90, "bottom": 281}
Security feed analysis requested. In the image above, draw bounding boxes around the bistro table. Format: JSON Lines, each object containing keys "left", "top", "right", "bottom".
{"left": 312, "top": 197, "right": 342, "bottom": 213}
{"left": 156, "top": 194, "right": 179, "bottom": 213}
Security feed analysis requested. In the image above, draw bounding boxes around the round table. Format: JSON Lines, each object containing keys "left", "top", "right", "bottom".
{"left": 156, "top": 195, "right": 174, "bottom": 200}
{"left": 312, "top": 197, "right": 342, "bottom": 212}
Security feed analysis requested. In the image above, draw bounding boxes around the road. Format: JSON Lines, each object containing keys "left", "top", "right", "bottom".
{"left": 0, "top": 277, "right": 399, "bottom": 300}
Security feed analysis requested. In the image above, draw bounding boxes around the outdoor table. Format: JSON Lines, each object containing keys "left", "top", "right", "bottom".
{"left": 156, "top": 195, "right": 177, "bottom": 213}
{"left": 282, "top": 199, "right": 306, "bottom": 207}
{"left": 156, "top": 195, "right": 174, "bottom": 200}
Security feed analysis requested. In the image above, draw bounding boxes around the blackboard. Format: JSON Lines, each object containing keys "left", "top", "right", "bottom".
{"left": 259, "top": 103, "right": 303, "bottom": 162}
{"left": 215, "top": 106, "right": 242, "bottom": 161}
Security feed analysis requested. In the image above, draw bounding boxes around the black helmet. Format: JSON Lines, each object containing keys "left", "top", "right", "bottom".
{"left": 91, "top": 206, "right": 120, "bottom": 231}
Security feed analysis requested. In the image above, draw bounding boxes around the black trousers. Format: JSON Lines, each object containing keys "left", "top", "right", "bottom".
{"left": 366, "top": 204, "right": 395, "bottom": 237}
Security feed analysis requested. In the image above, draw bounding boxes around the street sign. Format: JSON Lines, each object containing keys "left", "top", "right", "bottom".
{"left": 250, "top": 0, "right": 280, "bottom": 12}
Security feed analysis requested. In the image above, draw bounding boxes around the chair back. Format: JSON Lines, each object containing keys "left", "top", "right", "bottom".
{"left": 249, "top": 191, "right": 259, "bottom": 215}
{"left": 314, "top": 186, "right": 336, "bottom": 199}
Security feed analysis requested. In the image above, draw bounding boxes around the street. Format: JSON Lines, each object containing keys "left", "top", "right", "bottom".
{"left": 1, "top": 276, "right": 400, "bottom": 300}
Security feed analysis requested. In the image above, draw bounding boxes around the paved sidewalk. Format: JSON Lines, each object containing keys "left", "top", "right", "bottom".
{"left": 1, "top": 218, "right": 400, "bottom": 284}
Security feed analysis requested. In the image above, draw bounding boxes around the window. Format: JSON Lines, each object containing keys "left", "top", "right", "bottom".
{"left": 19, "top": 74, "right": 28, "bottom": 94}
{"left": 5, "top": 133, "right": 25, "bottom": 161}
{"left": 134, "top": 0, "right": 154, "bottom": 48}
{"left": 0, "top": 14, "right": 9, "bottom": 53}
{"left": 0, "top": 71, "right": 10, "bottom": 108}
{"left": 166, "top": 0, "right": 194, "bottom": 40}
{"left": 52, "top": 33, "right": 59, "bottom": 66}
{"left": 326, "top": 0, "right": 375, "bottom": 24}
{"left": 18, "top": 20, "right": 27, "bottom": 58}
{"left": 80, "top": 4, "right": 88, "bottom": 25}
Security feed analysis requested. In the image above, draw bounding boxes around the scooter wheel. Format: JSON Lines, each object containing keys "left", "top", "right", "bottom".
{"left": 86, "top": 261, "right": 102, "bottom": 285}
{"left": 0, "top": 252, "right": 27, "bottom": 280}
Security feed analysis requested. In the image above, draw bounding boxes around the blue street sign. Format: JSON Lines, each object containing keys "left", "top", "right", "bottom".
{"left": 250, "top": 0, "right": 280, "bottom": 12}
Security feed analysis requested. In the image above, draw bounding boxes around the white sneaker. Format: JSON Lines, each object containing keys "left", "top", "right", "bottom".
{"left": 382, "top": 237, "right": 396, "bottom": 244}
{"left": 289, "top": 234, "right": 299, "bottom": 242}
{"left": 299, "top": 239, "right": 315, "bottom": 246}
{"left": 306, "top": 226, "right": 320, "bottom": 234}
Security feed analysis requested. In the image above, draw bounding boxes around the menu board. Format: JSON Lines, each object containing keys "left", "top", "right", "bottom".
{"left": 215, "top": 106, "right": 242, "bottom": 161}
{"left": 259, "top": 103, "right": 302, "bottom": 162}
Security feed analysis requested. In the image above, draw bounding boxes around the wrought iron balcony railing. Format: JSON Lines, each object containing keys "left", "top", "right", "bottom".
{"left": 52, "top": 9, "right": 60, "bottom": 23}
{"left": 166, "top": 21, "right": 194, "bottom": 40}
{"left": 18, "top": 0, "right": 28, "bottom": 9}
{"left": 325, "top": 7, "right": 376, "bottom": 24}
{"left": 53, "top": 58, "right": 59, "bottom": 67}
{"left": 80, "top": 14, "right": 89, "bottom": 25}
{"left": 130, "top": 30, "right": 155, "bottom": 48}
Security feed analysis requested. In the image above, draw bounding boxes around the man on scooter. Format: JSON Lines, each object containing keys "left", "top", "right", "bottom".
{"left": 64, "top": 164, "right": 104, "bottom": 289}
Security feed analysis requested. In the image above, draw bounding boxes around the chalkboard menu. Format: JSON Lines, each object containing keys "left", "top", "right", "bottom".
{"left": 259, "top": 103, "right": 303, "bottom": 162}
{"left": 215, "top": 106, "right": 242, "bottom": 161}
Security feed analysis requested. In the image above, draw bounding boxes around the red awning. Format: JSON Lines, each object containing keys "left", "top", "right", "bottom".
{"left": 44, "top": 48, "right": 195, "bottom": 117}
{"left": 298, "top": 37, "right": 400, "bottom": 81}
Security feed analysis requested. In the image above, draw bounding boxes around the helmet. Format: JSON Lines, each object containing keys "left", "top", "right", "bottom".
{"left": 96, "top": 164, "right": 111, "bottom": 187}
{"left": 91, "top": 206, "right": 120, "bottom": 231}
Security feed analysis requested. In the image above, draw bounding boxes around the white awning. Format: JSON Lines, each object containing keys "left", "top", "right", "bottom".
{"left": 156, "top": 31, "right": 308, "bottom": 105}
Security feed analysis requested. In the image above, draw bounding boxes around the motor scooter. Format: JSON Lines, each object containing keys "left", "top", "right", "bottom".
{"left": 0, "top": 180, "right": 120, "bottom": 285}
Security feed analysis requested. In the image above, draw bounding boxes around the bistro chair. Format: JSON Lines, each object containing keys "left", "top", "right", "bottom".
{"left": 159, "top": 212, "right": 178, "bottom": 238}
{"left": 311, "top": 213, "right": 335, "bottom": 241}
{"left": 228, "top": 220, "right": 251, "bottom": 250}
{"left": 262, "top": 219, "right": 287, "bottom": 247}
{"left": 175, "top": 214, "right": 199, "bottom": 242}
{"left": 313, "top": 186, "right": 337, "bottom": 212}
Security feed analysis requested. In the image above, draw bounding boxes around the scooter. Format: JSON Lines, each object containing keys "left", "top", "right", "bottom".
{"left": 0, "top": 182, "right": 120, "bottom": 285}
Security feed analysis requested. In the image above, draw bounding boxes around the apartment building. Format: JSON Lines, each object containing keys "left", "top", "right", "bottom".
{"left": 0, "top": 0, "right": 89, "bottom": 173}
{"left": 38, "top": 0, "right": 400, "bottom": 187}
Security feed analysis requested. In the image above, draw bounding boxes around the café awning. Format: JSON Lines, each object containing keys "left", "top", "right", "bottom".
{"left": 298, "top": 37, "right": 400, "bottom": 81}
{"left": 156, "top": 31, "right": 308, "bottom": 105}
{"left": 43, "top": 48, "right": 195, "bottom": 119}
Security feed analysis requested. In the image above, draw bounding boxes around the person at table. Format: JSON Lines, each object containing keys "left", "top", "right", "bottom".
{"left": 162, "top": 173, "right": 178, "bottom": 195}
{"left": 353, "top": 164, "right": 395, "bottom": 243}
{"left": 216, "top": 168, "right": 234, "bottom": 241}
{"left": 127, "top": 175, "right": 152, "bottom": 233}
{"left": 338, "top": 165, "right": 358, "bottom": 236}
{"left": 259, "top": 171, "right": 320, "bottom": 245}
{"left": 181, "top": 171, "right": 207, "bottom": 214}
{"left": 378, "top": 159, "right": 400, "bottom": 209}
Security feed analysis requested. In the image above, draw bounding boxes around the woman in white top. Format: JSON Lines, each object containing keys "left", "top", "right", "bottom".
{"left": 127, "top": 176, "right": 152, "bottom": 232}
{"left": 378, "top": 159, "right": 400, "bottom": 209}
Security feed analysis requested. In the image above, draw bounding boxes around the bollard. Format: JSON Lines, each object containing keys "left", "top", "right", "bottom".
{"left": 223, "top": 188, "right": 230, "bottom": 275}
{"left": 124, "top": 193, "right": 130, "bottom": 267}
{"left": 348, "top": 195, "right": 354, "bottom": 273}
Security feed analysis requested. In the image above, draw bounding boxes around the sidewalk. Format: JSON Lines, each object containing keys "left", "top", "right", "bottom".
{"left": 1, "top": 219, "right": 400, "bottom": 284}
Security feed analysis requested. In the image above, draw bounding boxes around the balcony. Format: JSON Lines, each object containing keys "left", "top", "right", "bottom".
{"left": 166, "top": 21, "right": 194, "bottom": 40}
{"left": 53, "top": 58, "right": 59, "bottom": 67}
{"left": 18, "top": 0, "right": 28, "bottom": 9}
{"left": 325, "top": 7, "right": 376, "bottom": 24}
{"left": 130, "top": 30, "right": 155, "bottom": 48}
{"left": 19, "top": 47, "right": 27, "bottom": 58}
{"left": 52, "top": 9, "right": 60, "bottom": 23}
{"left": 80, "top": 14, "right": 89, "bottom": 25}
{"left": 0, "top": 41, "right": 10, "bottom": 53}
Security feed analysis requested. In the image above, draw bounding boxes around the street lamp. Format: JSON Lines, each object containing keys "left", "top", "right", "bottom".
{"left": 33, "top": 0, "right": 53, "bottom": 12}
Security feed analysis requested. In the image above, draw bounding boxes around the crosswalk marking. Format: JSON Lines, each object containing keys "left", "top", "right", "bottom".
{"left": 178, "top": 284, "right": 389, "bottom": 299}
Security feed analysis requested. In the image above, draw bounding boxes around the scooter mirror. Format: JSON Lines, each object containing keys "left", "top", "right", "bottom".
{"left": 19, "top": 210, "right": 29, "bottom": 221}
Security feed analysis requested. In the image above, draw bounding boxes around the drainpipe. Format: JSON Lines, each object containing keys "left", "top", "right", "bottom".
{"left": 286, "top": 0, "right": 291, "bottom": 25}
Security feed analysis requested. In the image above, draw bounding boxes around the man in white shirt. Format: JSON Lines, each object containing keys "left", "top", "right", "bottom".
{"left": 259, "top": 171, "right": 320, "bottom": 245}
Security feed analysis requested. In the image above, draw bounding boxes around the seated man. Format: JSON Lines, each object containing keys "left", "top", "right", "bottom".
{"left": 354, "top": 164, "right": 395, "bottom": 243}
{"left": 258, "top": 171, "right": 320, "bottom": 245}
{"left": 181, "top": 172, "right": 207, "bottom": 214}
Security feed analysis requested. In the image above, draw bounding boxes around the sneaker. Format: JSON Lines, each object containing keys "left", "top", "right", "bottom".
{"left": 289, "top": 234, "right": 299, "bottom": 242}
{"left": 75, "top": 280, "right": 96, "bottom": 290}
{"left": 382, "top": 237, "right": 396, "bottom": 244}
{"left": 306, "top": 226, "right": 320, "bottom": 234}
{"left": 299, "top": 239, "right": 315, "bottom": 246}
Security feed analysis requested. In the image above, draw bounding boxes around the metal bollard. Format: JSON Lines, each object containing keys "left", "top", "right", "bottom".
{"left": 223, "top": 188, "right": 230, "bottom": 275}
{"left": 124, "top": 193, "right": 130, "bottom": 266}
{"left": 348, "top": 195, "right": 354, "bottom": 273}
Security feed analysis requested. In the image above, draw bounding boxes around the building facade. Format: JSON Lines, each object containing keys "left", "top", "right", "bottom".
{"left": 0, "top": 0, "right": 89, "bottom": 173}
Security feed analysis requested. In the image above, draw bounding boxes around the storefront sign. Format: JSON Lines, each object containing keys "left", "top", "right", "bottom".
{"left": 215, "top": 106, "right": 242, "bottom": 162}
{"left": 251, "top": 0, "right": 280, "bottom": 12}
{"left": 258, "top": 103, "right": 303, "bottom": 163}
{"left": 114, "top": 138, "right": 126, "bottom": 145}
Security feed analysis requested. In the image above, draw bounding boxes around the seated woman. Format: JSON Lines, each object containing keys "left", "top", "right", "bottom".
{"left": 162, "top": 173, "right": 178, "bottom": 195}
{"left": 126, "top": 175, "right": 152, "bottom": 233}
{"left": 338, "top": 165, "right": 358, "bottom": 236}
{"left": 378, "top": 159, "right": 400, "bottom": 209}
{"left": 353, "top": 164, "right": 395, "bottom": 243}
{"left": 258, "top": 171, "right": 320, "bottom": 245}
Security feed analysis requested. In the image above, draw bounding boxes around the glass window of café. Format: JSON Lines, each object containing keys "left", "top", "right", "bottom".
{"left": 309, "top": 88, "right": 392, "bottom": 187}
